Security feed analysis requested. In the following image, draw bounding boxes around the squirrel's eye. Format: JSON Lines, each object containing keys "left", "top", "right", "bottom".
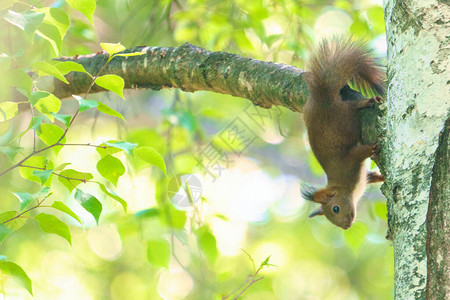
{"left": 332, "top": 206, "right": 340, "bottom": 213}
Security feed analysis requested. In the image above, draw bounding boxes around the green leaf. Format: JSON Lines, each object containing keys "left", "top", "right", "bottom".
{"left": 12, "top": 191, "right": 35, "bottom": 211}
{"left": 34, "top": 213, "right": 71, "bottom": 245}
{"left": 0, "top": 102, "right": 18, "bottom": 122}
{"left": 113, "top": 52, "right": 145, "bottom": 58}
{"left": 135, "top": 208, "right": 159, "bottom": 219}
{"left": 0, "top": 145, "right": 23, "bottom": 160}
{"left": 31, "top": 91, "right": 61, "bottom": 120}
{"left": 32, "top": 61, "right": 68, "bottom": 84}
{"left": 0, "top": 224, "right": 14, "bottom": 244}
{"left": 66, "top": 0, "right": 96, "bottom": 24}
{"left": 135, "top": 146, "right": 167, "bottom": 175}
{"left": 0, "top": 261, "right": 32, "bottom": 295}
{"left": 96, "top": 155, "right": 125, "bottom": 186}
{"left": 74, "top": 96, "right": 98, "bottom": 112}
{"left": 94, "top": 75, "right": 125, "bottom": 99}
{"left": 196, "top": 226, "right": 218, "bottom": 263}
{"left": 51, "top": 201, "right": 82, "bottom": 225}
{"left": 3, "top": 10, "right": 44, "bottom": 38}
{"left": 19, "top": 156, "right": 53, "bottom": 184}
{"left": 35, "top": 23, "right": 62, "bottom": 56}
{"left": 51, "top": 113, "right": 71, "bottom": 127}
{"left": 0, "top": 211, "right": 27, "bottom": 231}
{"left": 104, "top": 141, "right": 137, "bottom": 155}
{"left": 12, "top": 187, "right": 51, "bottom": 210}
{"left": 165, "top": 205, "right": 186, "bottom": 229}
{"left": 32, "top": 169, "right": 53, "bottom": 185}
{"left": 57, "top": 169, "right": 93, "bottom": 192}
{"left": 53, "top": 162, "right": 71, "bottom": 172}
{"left": 96, "top": 102, "right": 125, "bottom": 121}
{"left": 74, "top": 189, "right": 102, "bottom": 224}
{"left": 54, "top": 61, "right": 88, "bottom": 75}
{"left": 100, "top": 42, "right": 126, "bottom": 56}
{"left": 147, "top": 239, "right": 170, "bottom": 268}
{"left": 29, "top": 116, "right": 42, "bottom": 130}
{"left": 97, "top": 182, "right": 127, "bottom": 212}
{"left": 37, "top": 123, "right": 65, "bottom": 154}
{"left": 36, "top": 7, "right": 70, "bottom": 39}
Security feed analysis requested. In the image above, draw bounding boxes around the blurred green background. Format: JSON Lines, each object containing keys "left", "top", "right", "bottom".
{"left": 0, "top": 0, "right": 392, "bottom": 299}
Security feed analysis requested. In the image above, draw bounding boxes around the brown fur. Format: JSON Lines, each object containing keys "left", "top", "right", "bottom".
{"left": 302, "top": 38, "right": 384, "bottom": 229}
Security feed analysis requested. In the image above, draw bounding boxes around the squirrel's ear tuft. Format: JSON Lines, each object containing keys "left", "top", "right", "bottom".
{"left": 301, "top": 184, "right": 318, "bottom": 201}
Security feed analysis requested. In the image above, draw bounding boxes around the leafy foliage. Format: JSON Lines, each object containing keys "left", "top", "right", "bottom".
{"left": 0, "top": 0, "right": 391, "bottom": 299}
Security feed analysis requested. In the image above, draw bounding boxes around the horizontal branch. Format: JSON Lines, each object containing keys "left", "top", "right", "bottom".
{"left": 51, "top": 43, "right": 381, "bottom": 143}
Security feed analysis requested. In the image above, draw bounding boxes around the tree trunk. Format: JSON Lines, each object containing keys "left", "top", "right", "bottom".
{"left": 383, "top": 1, "right": 449, "bottom": 299}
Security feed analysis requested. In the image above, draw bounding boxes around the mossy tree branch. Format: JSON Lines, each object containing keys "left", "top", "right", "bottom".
{"left": 51, "top": 43, "right": 382, "bottom": 144}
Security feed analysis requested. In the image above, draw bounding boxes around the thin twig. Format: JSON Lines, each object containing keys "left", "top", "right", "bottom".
{"left": 2, "top": 193, "right": 51, "bottom": 224}
{"left": 232, "top": 277, "right": 264, "bottom": 299}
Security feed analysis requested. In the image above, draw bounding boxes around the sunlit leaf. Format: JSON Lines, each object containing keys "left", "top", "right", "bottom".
{"left": 147, "top": 239, "right": 170, "bottom": 268}
{"left": 113, "top": 52, "right": 145, "bottom": 58}
{"left": 135, "top": 146, "right": 167, "bottom": 175}
{"left": 103, "top": 141, "right": 137, "bottom": 155}
{"left": 75, "top": 96, "right": 98, "bottom": 112}
{"left": 97, "top": 183, "right": 127, "bottom": 212}
{"left": 36, "top": 7, "right": 70, "bottom": 39}
{"left": 94, "top": 75, "right": 125, "bottom": 99}
{"left": 100, "top": 42, "right": 126, "bottom": 56}
{"left": 32, "top": 61, "right": 68, "bottom": 84}
{"left": 0, "top": 211, "right": 27, "bottom": 231}
{"left": 51, "top": 113, "right": 71, "bottom": 127}
{"left": 135, "top": 208, "right": 159, "bottom": 219}
{"left": 66, "top": 0, "right": 96, "bottom": 24}
{"left": 0, "top": 261, "right": 32, "bottom": 295}
{"left": 196, "top": 226, "right": 218, "bottom": 263}
{"left": 37, "top": 122, "right": 63, "bottom": 142}
{"left": 35, "top": 23, "right": 62, "bottom": 56}
{"left": 31, "top": 91, "right": 61, "bottom": 121}
{"left": 19, "top": 156, "right": 53, "bottom": 185}
{"left": 3, "top": 10, "right": 44, "bottom": 38}
{"left": 32, "top": 169, "right": 53, "bottom": 185}
{"left": 35, "top": 213, "right": 71, "bottom": 245}
{"left": 54, "top": 61, "right": 89, "bottom": 75}
{"left": 57, "top": 169, "right": 93, "bottom": 192}
{"left": 96, "top": 155, "right": 125, "bottom": 186}
{"left": 74, "top": 189, "right": 102, "bottom": 224}
{"left": 96, "top": 102, "right": 125, "bottom": 121}
{"left": 0, "top": 102, "right": 18, "bottom": 122}
{"left": 51, "top": 201, "right": 82, "bottom": 225}
{"left": 12, "top": 191, "right": 35, "bottom": 211}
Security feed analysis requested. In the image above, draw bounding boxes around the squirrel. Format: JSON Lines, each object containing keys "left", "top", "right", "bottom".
{"left": 301, "top": 38, "right": 385, "bottom": 230}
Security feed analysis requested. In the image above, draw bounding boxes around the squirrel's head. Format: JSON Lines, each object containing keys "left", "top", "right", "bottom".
{"left": 302, "top": 185, "right": 356, "bottom": 230}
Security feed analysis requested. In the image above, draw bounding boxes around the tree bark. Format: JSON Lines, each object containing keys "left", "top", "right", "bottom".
{"left": 48, "top": 43, "right": 382, "bottom": 144}
{"left": 53, "top": 43, "right": 309, "bottom": 112}
{"left": 383, "top": 1, "right": 449, "bottom": 299}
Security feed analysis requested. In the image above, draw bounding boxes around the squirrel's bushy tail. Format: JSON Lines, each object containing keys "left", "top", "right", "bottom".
{"left": 305, "top": 38, "right": 384, "bottom": 100}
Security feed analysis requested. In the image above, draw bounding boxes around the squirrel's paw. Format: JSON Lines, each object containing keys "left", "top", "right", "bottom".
{"left": 367, "top": 172, "right": 384, "bottom": 183}
{"left": 368, "top": 96, "right": 383, "bottom": 107}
